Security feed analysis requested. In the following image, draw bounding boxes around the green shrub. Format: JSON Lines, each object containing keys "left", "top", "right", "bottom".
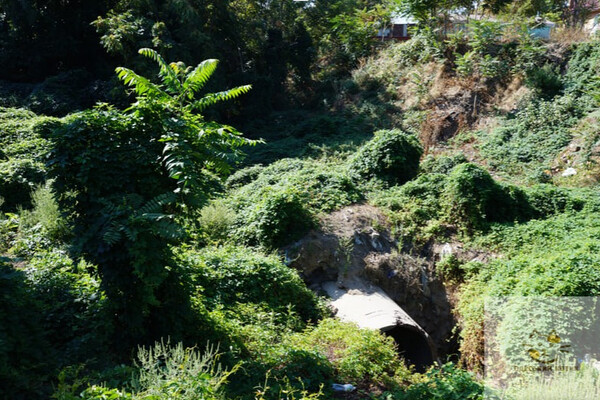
{"left": 374, "top": 162, "right": 593, "bottom": 242}
{"left": 198, "top": 201, "right": 236, "bottom": 244}
{"left": 525, "top": 184, "right": 586, "bottom": 217}
{"left": 442, "top": 163, "right": 516, "bottom": 230}
{"left": 2, "top": 252, "right": 112, "bottom": 397}
{"left": 25, "top": 251, "right": 110, "bottom": 367}
{"left": 241, "top": 110, "right": 373, "bottom": 165}
{"left": 458, "top": 210, "right": 600, "bottom": 370}
{"left": 231, "top": 158, "right": 363, "bottom": 214}
{"left": 420, "top": 153, "right": 468, "bottom": 175}
{"left": 0, "top": 107, "right": 53, "bottom": 148}
{"left": 236, "top": 318, "right": 408, "bottom": 399}
{"left": 370, "top": 173, "right": 446, "bottom": 243}
{"left": 255, "top": 374, "right": 325, "bottom": 400}
{"left": 436, "top": 254, "right": 464, "bottom": 282}
{"left": 0, "top": 262, "right": 53, "bottom": 398}
{"left": 348, "top": 129, "right": 422, "bottom": 185}
{"left": 233, "top": 187, "right": 315, "bottom": 249}
{"left": 52, "top": 364, "right": 136, "bottom": 400}
{"left": 252, "top": 349, "right": 333, "bottom": 399}
{"left": 525, "top": 63, "right": 563, "bottom": 99}
{"left": 563, "top": 42, "right": 600, "bottom": 97}
{"left": 288, "top": 319, "right": 406, "bottom": 384}
{"left": 0, "top": 107, "right": 54, "bottom": 211}
{"left": 226, "top": 158, "right": 363, "bottom": 248}
{"left": 225, "top": 164, "right": 265, "bottom": 189}
{"left": 392, "top": 362, "right": 484, "bottom": 400}
{"left": 180, "top": 246, "right": 323, "bottom": 323}
{"left": 0, "top": 210, "right": 18, "bottom": 252}
{"left": 0, "top": 158, "right": 46, "bottom": 211}
{"left": 81, "top": 386, "right": 133, "bottom": 400}
{"left": 479, "top": 95, "right": 583, "bottom": 174}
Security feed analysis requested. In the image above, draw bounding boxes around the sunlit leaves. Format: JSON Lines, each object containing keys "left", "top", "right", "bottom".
{"left": 192, "top": 85, "right": 252, "bottom": 112}
{"left": 116, "top": 48, "right": 257, "bottom": 203}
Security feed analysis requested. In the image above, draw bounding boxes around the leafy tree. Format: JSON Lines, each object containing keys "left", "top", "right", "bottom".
{"left": 479, "top": 0, "right": 566, "bottom": 18}
{"left": 94, "top": 0, "right": 318, "bottom": 111}
{"left": 329, "top": 5, "right": 391, "bottom": 68}
{"left": 0, "top": 0, "right": 112, "bottom": 80}
{"left": 302, "top": 0, "right": 391, "bottom": 74}
{"left": 44, "top": 49, "right": 254, "bottom": 352}
{"left": 393, "top": 0, "right": 473, "bottom": 26}
{"left": 116, "top": 48, "right": 253, "bottom": 202}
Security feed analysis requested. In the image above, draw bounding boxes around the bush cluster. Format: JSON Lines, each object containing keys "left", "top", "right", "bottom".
{"left": 0, "top": 107, "right": 54, "bottom": 211}
{"left": 389, "top": 362, "right": 485, "bottom": 400}
{"left": 224, "top": 158, "right": 362, "bottom": 248}
{"left": 479, "top": 95, "right": 584, "bottom": 174}
{"left": 180, "top": 245, "right": 323, "bottom": 323}
{"left": 348, "top": 129, "right": 422, "bottom": 186}
{"left": 458, "top": 208, "right": 600, "bottom": 370}
{"left": 0, "top": 252, "right": 109, "bottom": 398}
{"left": 373, "top": 160, "right": 594, "bottom": 241}
{"left": 563, "top": 42, "right": 600, "bottom": 97}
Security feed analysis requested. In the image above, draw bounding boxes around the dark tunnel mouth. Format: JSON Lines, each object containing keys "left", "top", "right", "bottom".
{"left": 384, "top": 325, "right": 434, "bottom": 372}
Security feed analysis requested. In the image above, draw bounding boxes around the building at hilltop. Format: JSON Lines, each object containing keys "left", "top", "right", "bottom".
{"left": 376, "top": 14, "right": 416, "bottom": 41}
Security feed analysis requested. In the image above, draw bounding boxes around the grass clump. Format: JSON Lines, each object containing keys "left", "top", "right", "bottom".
{"left": 132, "top": 342, "right": 237, "bottom": 400}
{"left": 0, "top": 183, "right": 70, "bottom": 257}
{"left": 18, "top": 183, "right": 68, "bottom": 241}
{"left": 504, "top": 362, "right": 600, "bottom": 400}
{"left": 79, "top": 342, "right": 237, "bottom": 400}
{"left": 197, "top": 200, "right": 236, "bottom": 244}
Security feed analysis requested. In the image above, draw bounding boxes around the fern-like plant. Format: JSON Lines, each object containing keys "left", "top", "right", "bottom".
{"left": 43, "top": 50, "right": 255, "bottom": 350}
{"left": 116, "top": 48, "right": 256, "bottom": 203}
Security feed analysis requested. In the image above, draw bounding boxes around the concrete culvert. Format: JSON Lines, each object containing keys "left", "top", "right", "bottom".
{"left": 384, "top": 325, "right": 434, "bottom": 372}
{"left": 322, "top": 281, "right": 437, "bottom": 371}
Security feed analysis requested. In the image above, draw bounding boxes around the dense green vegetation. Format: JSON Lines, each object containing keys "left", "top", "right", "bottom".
{"left": 2, "top": 0, "right": 600, "bottom": 399}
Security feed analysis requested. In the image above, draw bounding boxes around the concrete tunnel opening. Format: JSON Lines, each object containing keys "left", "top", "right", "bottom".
{"left": 384, "top": 325, "right": 434, "bottom": 372}
{"left": 321, "top": 281, "right": 437, "bottom": 371}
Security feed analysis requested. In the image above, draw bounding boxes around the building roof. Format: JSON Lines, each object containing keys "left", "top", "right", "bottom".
{"left": 390, "top": 13, "right": 416, "bottom": 25}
